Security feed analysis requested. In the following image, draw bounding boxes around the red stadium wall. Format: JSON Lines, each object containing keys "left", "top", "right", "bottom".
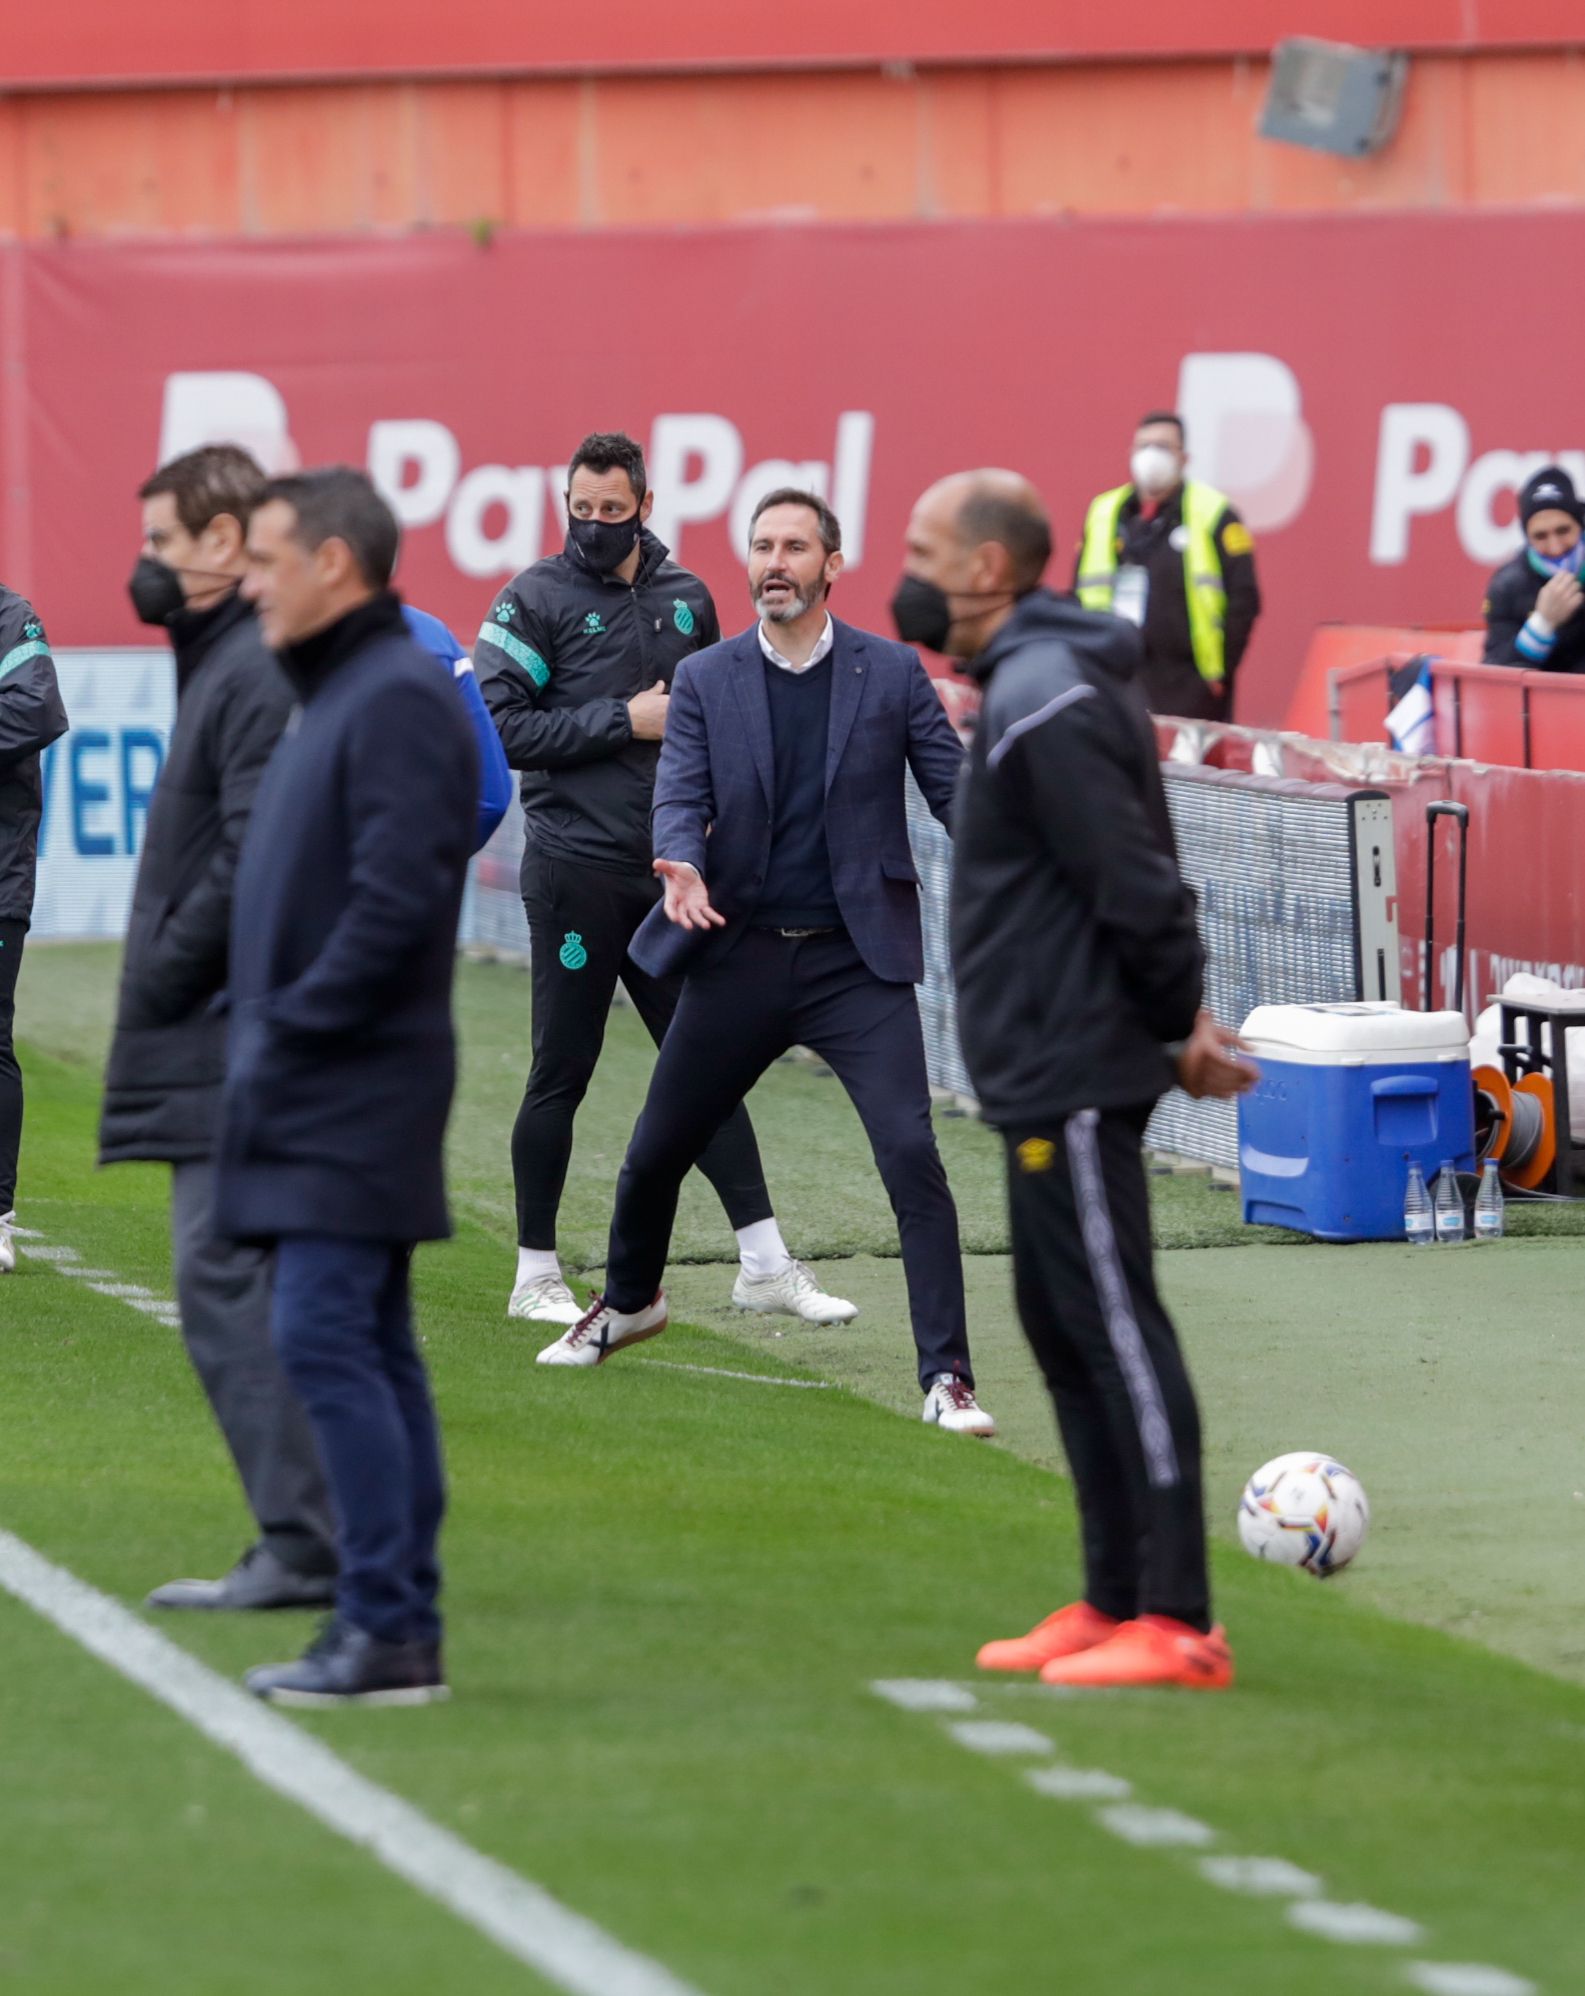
{"left": 7, "top": 3, "right": 1579, "bottom": 87}
{"left": 1, "top": 212, "right": 1579, "bottom": 727}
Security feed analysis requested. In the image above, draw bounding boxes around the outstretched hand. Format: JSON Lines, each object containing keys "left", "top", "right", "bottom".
{"left": 654, "top": 858, "right": 726, "bottom": 931}
{"left": 1175, "top": 1010, "right": 1259, "bottom": 1100}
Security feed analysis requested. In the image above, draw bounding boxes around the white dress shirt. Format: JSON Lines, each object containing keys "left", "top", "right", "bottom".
{"left": 757, "top": 614, "right": 835, "bottom": 674}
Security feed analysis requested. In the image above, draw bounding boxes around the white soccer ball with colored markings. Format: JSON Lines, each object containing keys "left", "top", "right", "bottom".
{"left": 1237, "top": 1452, "right": 1369, "bottom": 1576}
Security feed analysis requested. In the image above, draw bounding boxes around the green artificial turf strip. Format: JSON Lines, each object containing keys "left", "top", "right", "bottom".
{"left": 16, "top": 943, "right": 1364, "bottom": 1258}
{"left": 5, "top": 1043, "right": 1585, "bottom": 1994}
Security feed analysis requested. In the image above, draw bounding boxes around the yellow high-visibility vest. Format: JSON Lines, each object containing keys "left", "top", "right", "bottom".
{"left": 1076, "top": 480, "right": 1230, "bottom": 686}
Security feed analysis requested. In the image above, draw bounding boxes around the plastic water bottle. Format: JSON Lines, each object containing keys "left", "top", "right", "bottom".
{"left": 1403, "top": 1161, "right": 1433, "bottom": 1245}
{"left": 1474, "top": 1159, "right": 1505, "bottom": 1241}
{"left": 1434, "top": 1161, "right": 1465, "bottom": 1245}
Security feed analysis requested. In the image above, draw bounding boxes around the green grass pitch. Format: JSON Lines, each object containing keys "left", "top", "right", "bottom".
{"left": 2, "top": 945, "right": 1582, "bottom": 1994}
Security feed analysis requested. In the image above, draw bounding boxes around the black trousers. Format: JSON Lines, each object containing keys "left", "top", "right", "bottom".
{"left": 605, "top": 927, "right": 972, "bottom": 1390}
{"left": 513, "top": 848, "right": 773, "bottom": 1250}
{"left": 1004, "top": 1105, "right": 1210, "bottom": 1631}
{"left": 0, "top": 917, "right": 26, "bottom": 1214}
{"left": 171, "top": 1161, "right": 337, "bottom": 1578}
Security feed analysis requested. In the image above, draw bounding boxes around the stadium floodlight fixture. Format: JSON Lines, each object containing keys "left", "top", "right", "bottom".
{"left": 1258, "top": 38, "right": 1408, "bottom": 158}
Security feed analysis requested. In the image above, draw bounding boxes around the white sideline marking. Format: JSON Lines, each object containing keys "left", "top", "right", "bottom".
{"left": 948, "top": 1720, "right": 1054, "bottom": 1757}
{"left": 21, "top": 1229, "right": 183, "bottom": 1325}
{"left": 1097, "top": 1804, "right": 1216, "bottom": 1849}
{"left": 871, "top": 1679, "right": 978, "bottom": 1714}
{"left": 635, "top": 1359, "right": 835, "bottom": 1391}
{"left": 1025, "top": 1766, "right": 1133, "bottom": 1801}
{"left": 1288, "top": 1901, "right": 1425, "bottom": 1946}
{"left": 1200, "top": 1855, "right": 1323, "bottom": 1899}
{"left": 0, "top": 1529, "right": 707, "bottom": 1996}
{"left": 907, "top": 1677, "right": 1533, "bottom": 1987}
{"left": 1405, "top": 1966, "right": 1538, "bottom": 1996}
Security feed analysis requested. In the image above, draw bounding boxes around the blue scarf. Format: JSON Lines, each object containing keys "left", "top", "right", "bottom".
{"left": 1526, "top": 539, "right": 1585, "bottom": 579}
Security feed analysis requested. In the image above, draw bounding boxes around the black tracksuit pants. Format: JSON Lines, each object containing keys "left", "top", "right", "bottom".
{"left": 0, "top": 917, "right": 26, "bottom": 1214}
{"left": 513, "top": 848, "right": 773, "bottom": 1250}
{"left": 1004, "top": 1104, "right": 1210, "bottom": 1631}
{"left": 605, "top": 927, "right": 973, "bottom": 1391}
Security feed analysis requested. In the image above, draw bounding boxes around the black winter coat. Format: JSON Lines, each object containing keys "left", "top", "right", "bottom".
{"left": 214, "top": 593, "right": 477, "bottom": 1247}
{"left": 100, "top": 591, "right": 293, "bottom": 1164}
{"left": 476, "top": 529, "right": 721, "bottom": 874}
{"left": 949, "top": 590, "right": 1204, "bottom": 1126}
{"left": 0, "top": 584, "right": 69, "bottom": 924}
{"left": 1481, "top": 551, "right": 1585, "bottom": 673}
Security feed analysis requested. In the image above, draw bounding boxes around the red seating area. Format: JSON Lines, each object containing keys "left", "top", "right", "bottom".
{"left": 1330, "top": 652, "right": 1585, "bottom": 771}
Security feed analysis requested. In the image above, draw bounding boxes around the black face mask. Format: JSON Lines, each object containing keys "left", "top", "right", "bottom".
{"left": 890, "top": 573, "right": 1018, "bottom": 657}
{"left": 890, "top": 573, "right": 954, "bottom": 654}
{"left": 127, "top": 555, "right": 188, "bottom": 628}
{"left": 566, "top": 512, "right": 642, "bottom": 576}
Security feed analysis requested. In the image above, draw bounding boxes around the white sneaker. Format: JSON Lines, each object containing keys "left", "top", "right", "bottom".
{"left": 922, "top": 1375, "right": 997, "bottom": 1437}
{"left": 536, "top": 1291, "right": 668, "bottom": 1368}
{"left": 731, "top": 1259, "right": 858, "bottom": 1325}
{"left": 507, "top": 1270, "right": 583, "bottom": 1326}
{"left": 0, "top": 1213, "right": 14, "bottom": 1275}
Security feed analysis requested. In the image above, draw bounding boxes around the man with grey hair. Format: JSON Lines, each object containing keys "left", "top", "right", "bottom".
{"left": 539, "top": 488, "right": 996, "bottom": 1436}
{"left": 896, "top": 469, "right": 1254, "bottom": 1688}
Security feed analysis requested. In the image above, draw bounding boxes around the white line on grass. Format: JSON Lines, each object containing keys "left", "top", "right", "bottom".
{"left": 1097, "top": 1804, "right": 1216, "bottom": 1850}
{"left": 634, "top": 1359, "right": 836, "bottom": 1391}
{"left": 19, "top": 1229, "right": 182, "bottom": 1324}
{"left": 871, "top": 1679, "right": 979, "bottom": 1713}
{"left": 947, "top": 1719, "right": 1055, "bottom": 1757}
{"left": 1287, "top": 1901, "right": 1425, "bottom": 1947}
{"left": 1199, "top": 1855, "right": 1322, "bottom": 1899}
{"left": 1404, "top": 1966, "right": 1537, "bottom": 1996}
{"left": 874, "top": 1679, "right": 1539, "bottom": 1991}
{"left": 0, "top": 1528, "right": 706, "bottom": 1996}
{"left": 1025, "top": 1767, "right": 1133, "bottom": 1801}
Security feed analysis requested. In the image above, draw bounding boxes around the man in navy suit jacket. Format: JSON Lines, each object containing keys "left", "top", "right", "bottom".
{"left": 536, "top": 489, "right": 995, "bottom": 1436}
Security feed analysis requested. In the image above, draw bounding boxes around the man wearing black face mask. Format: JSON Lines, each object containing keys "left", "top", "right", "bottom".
{"left": 101, "top": 444, "right": 339, "bottom": 1612}
{"left": 899, "top": 470, "right": 1256, "bottom": 1690}
{"left": 478, "top": 431, "right": 854, "bottom": 1333}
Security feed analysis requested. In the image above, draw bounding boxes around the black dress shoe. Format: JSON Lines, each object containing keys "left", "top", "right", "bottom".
{"left": 245, "top": 1616, "right": 449, "bottom": 1706}
{"left": 146, "top": 1545, "right": 338, "bottom": 1613}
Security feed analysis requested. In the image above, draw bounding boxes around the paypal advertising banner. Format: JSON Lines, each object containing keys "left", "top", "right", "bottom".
{"left": 32, "top": 649, "right": 172, "bottom": 941}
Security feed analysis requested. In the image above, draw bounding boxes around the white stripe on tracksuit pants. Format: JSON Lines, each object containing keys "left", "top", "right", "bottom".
{"left": 1002, "top": 1104, "right": 1210, "bottom": 1631}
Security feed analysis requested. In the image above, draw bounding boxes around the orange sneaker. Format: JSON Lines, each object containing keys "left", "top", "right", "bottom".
{"left": 1038, "top": 1615, "right": 1234, "bottom": 1690}
{"left": 976, "top": 1601, "right": 1121, "bottom": 1673}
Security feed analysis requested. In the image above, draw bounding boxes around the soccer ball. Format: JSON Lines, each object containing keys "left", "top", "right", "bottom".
{"left": 1237, "top": 1452, "right": 1369, "bottom": 1576}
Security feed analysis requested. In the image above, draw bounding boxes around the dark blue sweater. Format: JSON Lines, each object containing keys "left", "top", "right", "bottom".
{"left": 757, "top": 654, "right": 840, "bottom": 929}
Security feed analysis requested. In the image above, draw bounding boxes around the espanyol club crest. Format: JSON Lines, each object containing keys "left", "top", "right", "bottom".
{"left": 559, "top": 931, "right": 588, "bottom": 971}
{"left": 672, "top": 598, "right": 695, "bottom": 636}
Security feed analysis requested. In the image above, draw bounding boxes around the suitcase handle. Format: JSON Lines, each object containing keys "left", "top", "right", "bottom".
{"left": 1423, "top": 801, "right": 1471, "bottom": 1018}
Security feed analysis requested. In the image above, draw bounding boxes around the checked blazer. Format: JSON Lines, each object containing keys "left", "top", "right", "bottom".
{"left": 629, "top": 617, "right": 964, "bottom": 986}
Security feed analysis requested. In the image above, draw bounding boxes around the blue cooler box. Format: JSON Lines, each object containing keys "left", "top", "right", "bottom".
{"left": 1237, "top": 1002, "right": 1475, "bottom": 1242}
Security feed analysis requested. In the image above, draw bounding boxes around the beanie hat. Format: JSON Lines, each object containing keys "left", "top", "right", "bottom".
{"left": 1518, "top": 465, "right": 1584, "bottom": 529}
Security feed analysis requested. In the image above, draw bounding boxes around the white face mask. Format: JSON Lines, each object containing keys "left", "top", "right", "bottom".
{"left": 1130, "top": 445, "right": 1180, "bottom": 496}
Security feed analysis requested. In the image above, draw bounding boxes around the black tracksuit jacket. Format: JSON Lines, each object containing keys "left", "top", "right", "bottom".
{"left": 100, "top": 590, "right": 294, "bottom": 1164}
{"left": 949, "top": 590, "right": 1204, "bottom": 1127}
{"left": 0, "top": 584, "right": 69, "bottom": 925}
{"left": 1482, "top": 550, "right": 1585, "bottom": 673}
{"left": 476, "top": 529, "right": 721, "bottom": 875}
